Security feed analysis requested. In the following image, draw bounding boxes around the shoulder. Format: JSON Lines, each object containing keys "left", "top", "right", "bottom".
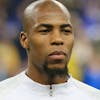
{"left": 0, "top": 71, "right": 24, "bottom": 98}
{"left": 71, "top": 77, "right": 100, "bottom": 99}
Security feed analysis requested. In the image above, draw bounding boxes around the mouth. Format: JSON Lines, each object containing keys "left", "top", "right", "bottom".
{"left": 48, "top": 51, "right": 67, "bottom": 60}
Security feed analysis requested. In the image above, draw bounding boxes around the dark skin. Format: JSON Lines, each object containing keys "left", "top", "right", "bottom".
{"left": 20, "top": 0, "right": 74, "bottom": 85}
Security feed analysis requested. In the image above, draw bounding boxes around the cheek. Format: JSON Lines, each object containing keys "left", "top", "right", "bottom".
{"left": 65, "top": 36, "right": 74, "bottom": 53}
{"left": 29, "top": 35, "right": 49, "bottom": 58}
{"left": 64, "top": 37, "right": 74, "bottom": 62}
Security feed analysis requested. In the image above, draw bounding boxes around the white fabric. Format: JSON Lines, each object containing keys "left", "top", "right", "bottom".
{"left": 0, "top": 71, "right": 100, "bottom": 100}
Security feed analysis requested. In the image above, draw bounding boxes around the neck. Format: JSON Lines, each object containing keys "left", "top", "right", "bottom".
{"left": 26, "top": 65, "right": 68, "bottom": 85}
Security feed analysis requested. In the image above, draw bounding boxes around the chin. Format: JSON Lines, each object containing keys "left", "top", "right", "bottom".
{"left": 47, "top": 63, "right": 66, "bottom": 70}
{"left": 43, "top": 62, "right": 68, "bottom": 77}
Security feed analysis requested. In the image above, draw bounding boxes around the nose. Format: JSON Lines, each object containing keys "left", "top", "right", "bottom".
{"left": 50, "top": 31, "right": 64, "bottom": 46}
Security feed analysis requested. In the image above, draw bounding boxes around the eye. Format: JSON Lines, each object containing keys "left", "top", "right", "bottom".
{"left": 38, "top": 28, "right": 52, "bottom": 35}
{"left": 38, "top": 29, "right": 50, "bottom": 33}
{"left": 61, "top": 29, "right": 72, "bottom": 35}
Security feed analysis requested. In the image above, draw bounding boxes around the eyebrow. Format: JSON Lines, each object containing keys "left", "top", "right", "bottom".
{"left": 36, "top": 24, "right": 53, "bottom": 28}
{"left": 34, "top": 23, "right": 72, "bottom": 29}
{"left": 61, "top": 24, "right": 72, "bottom": 29}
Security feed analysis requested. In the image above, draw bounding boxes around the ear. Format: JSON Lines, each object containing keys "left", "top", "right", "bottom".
{"left": 20, "top": 32, "right": 29, "bottom": 49}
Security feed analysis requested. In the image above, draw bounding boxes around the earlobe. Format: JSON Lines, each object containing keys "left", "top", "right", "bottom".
{"left": 20, "top": 32, "right": 29, "bottom": 49}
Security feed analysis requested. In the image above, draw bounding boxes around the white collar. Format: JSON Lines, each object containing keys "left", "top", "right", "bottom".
{"left": 19, "top": 71, "right": 74, "bottom": 96}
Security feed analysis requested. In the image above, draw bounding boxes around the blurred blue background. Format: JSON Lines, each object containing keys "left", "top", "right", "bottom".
{"left": 0, "top": 0, "right": 100, "bottom": 89}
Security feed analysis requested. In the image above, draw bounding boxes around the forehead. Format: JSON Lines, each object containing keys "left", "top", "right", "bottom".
{"left": 24, "top": 0, "right": 72, "bottom": 31}
{"left": 32, "top": 11, "right": 71, "bottom": 27}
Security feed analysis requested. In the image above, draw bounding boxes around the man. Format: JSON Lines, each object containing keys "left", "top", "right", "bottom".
{"left": 0, "top": 0, "right": 100, "bottom": 100}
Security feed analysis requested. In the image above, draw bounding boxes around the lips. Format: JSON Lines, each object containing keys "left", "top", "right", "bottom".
{"left": 48, "top": 51, "right": 66, "bottom": 60}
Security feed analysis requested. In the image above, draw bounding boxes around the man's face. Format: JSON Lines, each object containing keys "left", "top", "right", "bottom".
{"left": 27, "top": 9, "right": 74, "bottom": 75}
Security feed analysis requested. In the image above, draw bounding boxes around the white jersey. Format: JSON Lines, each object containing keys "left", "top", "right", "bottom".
{"left": 0, "top": 71, "right": 100, "bottom": 100}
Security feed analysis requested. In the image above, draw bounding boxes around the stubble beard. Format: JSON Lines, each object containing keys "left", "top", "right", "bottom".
{"left": 43, "top": 60, "right": 69, "bottom": 80}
